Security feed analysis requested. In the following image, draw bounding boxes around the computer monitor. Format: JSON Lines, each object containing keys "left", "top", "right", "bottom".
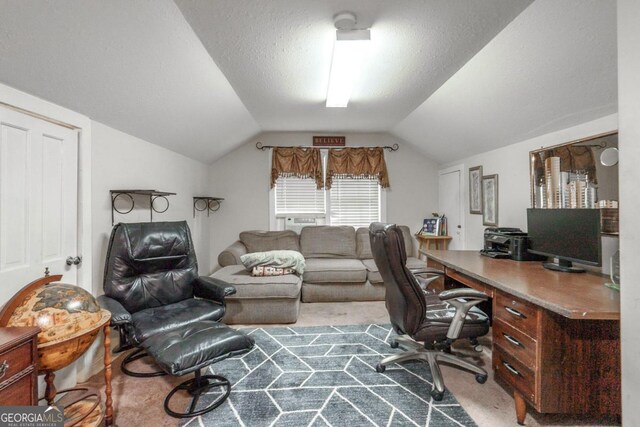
{"left": 526, "top": 208, "right": 601, "bottom": 273}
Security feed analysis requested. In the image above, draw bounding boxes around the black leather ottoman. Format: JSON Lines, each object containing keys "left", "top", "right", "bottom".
{"left": 140, "top": 321, "right": 254, "bottom": 418}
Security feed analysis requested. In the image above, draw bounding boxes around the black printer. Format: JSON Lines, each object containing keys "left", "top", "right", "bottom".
{"left": 480, "top": 227, "right": 544, "bottom": 261}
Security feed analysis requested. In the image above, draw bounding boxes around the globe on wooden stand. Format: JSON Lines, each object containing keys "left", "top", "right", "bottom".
{"left": 0, "top": 275, "right": 112, "bottom": 426}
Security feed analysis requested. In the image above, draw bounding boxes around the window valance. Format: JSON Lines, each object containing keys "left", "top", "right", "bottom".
{"left": 326, "top": 147, "right": 390, "bottom": 190}
{"left": 270, "top": 147, "right": 324, "bottom": 189}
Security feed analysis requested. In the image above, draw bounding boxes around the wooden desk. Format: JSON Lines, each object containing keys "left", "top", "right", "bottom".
{"left": 425, "top": 250, "right": 620, "bottom": 425}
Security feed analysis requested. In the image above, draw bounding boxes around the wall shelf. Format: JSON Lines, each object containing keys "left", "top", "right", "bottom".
{"left": 110, "top": 189, "right": 176, "bottom": 225}
{"left": 193, "top": 196, "right": 224, "bottom": 217}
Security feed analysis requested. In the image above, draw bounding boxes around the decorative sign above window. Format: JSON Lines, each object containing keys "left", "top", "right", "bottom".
{"left": 313, "top": 136, "right": 345, "bottom": 147}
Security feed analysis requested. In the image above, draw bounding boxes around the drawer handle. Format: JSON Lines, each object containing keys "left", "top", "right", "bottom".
{"left": 502, "top": 361, "right": 521, "bottom": 376}
{"left": 502, "top": 333, "right": 524, "bottom": 348}
{"left": 504, "top": 306, "right": 526, "bottom": 319}
{"left": 0, "top": 360, "right": 8, "bottom": 379}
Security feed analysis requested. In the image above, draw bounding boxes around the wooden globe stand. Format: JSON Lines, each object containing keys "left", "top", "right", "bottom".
{"left": 39, "top": 386, "right": 104, "bottom": 427}
{"left": 0, "top": 275, "right": 115, "bottom": 426}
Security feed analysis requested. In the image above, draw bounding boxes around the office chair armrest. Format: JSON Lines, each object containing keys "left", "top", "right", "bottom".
{"left": 413, "top": 274, "right": 440, "bottom": 293}
{"left": 97, "top": 295, "right": 132, "bottom": 326}
{"left": 409, "top": 268, "right": 444, "bottom": 275}
{"left": 438, "top": 288, "right": 488, "bottom": 301}
{"left": 411, "top": 269, "right": 444, "bottom": 293}
{"left": 438, "top": 289, "right": 488, "bottom": 340}
{"left": 194, "top": 276, "right": 237, "bottom": 302}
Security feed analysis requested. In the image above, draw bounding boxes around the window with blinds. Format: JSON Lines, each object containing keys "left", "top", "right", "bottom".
{"left": 274, "top": 176, "right": 326, "bottom": 215}
{"left": 329, "top": 178, "right": 381, "bottom": 228}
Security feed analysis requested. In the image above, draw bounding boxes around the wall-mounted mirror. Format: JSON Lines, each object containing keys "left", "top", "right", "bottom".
{"left": 529, "top": 131, "right": 618, "bottom": 234}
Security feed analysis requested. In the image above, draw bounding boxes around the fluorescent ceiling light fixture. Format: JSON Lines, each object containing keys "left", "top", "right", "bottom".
{"left": 326, "top": 29, "right": 371, "bottom": 108}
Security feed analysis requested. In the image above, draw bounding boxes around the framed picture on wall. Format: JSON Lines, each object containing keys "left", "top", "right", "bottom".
{"left": 469, "top": 166, "right": 483, "bottom": 214}
{"left": 482, "top": 174, "right": 499, "bottom": 226}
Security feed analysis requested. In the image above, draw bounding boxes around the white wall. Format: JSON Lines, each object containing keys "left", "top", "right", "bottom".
{"left": 441, "top": 114, "right": 619, "bottom": 257}
{"left": 207, "top": 132, "right": 439, "bottom": 269}
{"left": 618, "top": 0, "right": 640, "bottom": 423}
{"left": 90, "top": 121, "right": 211, "bottom": 293}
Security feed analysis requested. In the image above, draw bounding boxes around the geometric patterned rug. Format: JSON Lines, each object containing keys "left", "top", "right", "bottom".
{"left": 180, "top": 324, "right": 477, "bottom": 427}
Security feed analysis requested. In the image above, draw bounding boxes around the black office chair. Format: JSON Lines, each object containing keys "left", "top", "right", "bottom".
{"left": 97, "top": 221, "right": 235, "bottom": 377}
{"left": 369, "top": 222, "right": 490, "bottom": 400}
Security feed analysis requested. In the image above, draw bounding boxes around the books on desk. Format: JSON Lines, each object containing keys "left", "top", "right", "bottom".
{"left": 419, "top": 215, "right": 447, "bottom": 236}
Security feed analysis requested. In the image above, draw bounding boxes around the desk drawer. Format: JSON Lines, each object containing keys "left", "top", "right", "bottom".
{"left": 445, "top": 268, "right": 494, "bottom": 298}
{"left": 494, "top": 292, "right": 539, "bottom": 338}
{"left": 0, "top": 342, "right": 33, "bottom": 384}
{"left": 0, "top": 370, "right": 35, "bottom": 406}
{"left": 493, "top": 319, "right": 537, "bottom": 369}
{"left": 493, "top": 345, "right": 536, "bottom": 404}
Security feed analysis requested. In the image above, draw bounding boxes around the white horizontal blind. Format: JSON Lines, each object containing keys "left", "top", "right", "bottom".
{"left": 275, "top": 176, "right": 326, "bottom": 215}
{"left": 329, "top": 178, "right": 380, "bottom": 228}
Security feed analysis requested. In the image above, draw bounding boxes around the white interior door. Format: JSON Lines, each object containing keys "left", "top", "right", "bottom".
{"left": 439, "top": 166, "right": 465, "bottom": 250}
{"left": 0, "top": 105, "right": 78, "bottom": 300}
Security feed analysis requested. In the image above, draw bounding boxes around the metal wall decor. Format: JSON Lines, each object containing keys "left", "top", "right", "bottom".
{"left": 312, "top": 136, "right": 346, "bottom": 146}
{"left": 193, "top": 196, "right": 224, "bottom": 218}
{"left": 110, "top": 189, "right": 176, "bottom": 225}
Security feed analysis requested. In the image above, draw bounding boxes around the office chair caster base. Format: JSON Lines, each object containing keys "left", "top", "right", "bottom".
{"left": 475, "top": 374, "right": 488, "bottom": 384}
{"left": 430, "top": 390, "right": 444, "bottom": 401}
{"left": 121, "top": 349, "right": 167, "bottom": 378}
{"left": 375, "top": 364, "right": 386, "bottom": 373}
{"left": 164, "top": 370, "right": 230, "bottom": 418}
{"left": 389, "top": 340, "right": 399, "bottom": 349}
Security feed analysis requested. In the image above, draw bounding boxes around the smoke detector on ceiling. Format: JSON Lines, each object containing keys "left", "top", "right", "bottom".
{"left": 333, "top": 12, "right": 358, "bottom": 30}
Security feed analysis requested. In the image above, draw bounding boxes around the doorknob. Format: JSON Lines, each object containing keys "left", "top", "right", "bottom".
{"left": 66, "top": 256, "right": 82, "bottom": 266}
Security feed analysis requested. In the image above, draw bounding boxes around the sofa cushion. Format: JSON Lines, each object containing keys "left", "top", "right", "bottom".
{"left": 239, "top": 230, "right": 300, "bottom": 253}
{"left": 398, "top": 226, "right": 415, "bottom": 258}
{"left": 362, "top": 256, "right": 426, "bottom": 284}
{"left": 362, "top": 259, "right": 383, "bottom": 284}
{"left": 303, "top": 258, "right": 367, "bottom": 283}
{"left": 355, "top": 225, "right": 414, "bottom": 259}
{"left": 355, "top": 228, "right": 373, "bottom": 259}
{"left": 240, "top": 250, "right": 306, "bottom": 274}
{"left": 406, "top": 256, "right": 425, "bottom": 270}
{"left": 211, "top": 265, "right": 301, "bottom": 299}
{"left": 300, "top": 226, "right": 356, "bottom": 258}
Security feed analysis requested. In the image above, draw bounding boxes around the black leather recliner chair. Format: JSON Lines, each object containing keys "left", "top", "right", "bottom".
{"left": 369, "top": 222, "right": 490, "bottom": 400}
{"left": 97, "top": 221, "right": 235, "bottom": 377}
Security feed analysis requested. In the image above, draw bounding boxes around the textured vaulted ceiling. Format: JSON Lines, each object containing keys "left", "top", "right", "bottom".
{"left": 0, "top": 0, "right": 260, "bottom": 163}
{"left": 0, "top": 1, "right": 617, "bottom": 164}
{"left": 175, "top": 0, "right": 531, "bottom": 132}
{"left": 392, "top": 0, "right": 618, "bottom": 164}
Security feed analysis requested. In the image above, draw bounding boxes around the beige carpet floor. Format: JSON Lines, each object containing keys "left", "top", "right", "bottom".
{"left": 82, "top": 301, "right": 619, "bottom": 427}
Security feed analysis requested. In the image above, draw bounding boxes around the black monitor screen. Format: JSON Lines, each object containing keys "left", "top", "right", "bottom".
{"left": 527, "top": 209, "right": 601, "bottom": 266}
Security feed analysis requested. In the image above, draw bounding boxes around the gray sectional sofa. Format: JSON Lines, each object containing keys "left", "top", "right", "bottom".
{"left": 213, "top": 225, "right": 424, "bottom": 324}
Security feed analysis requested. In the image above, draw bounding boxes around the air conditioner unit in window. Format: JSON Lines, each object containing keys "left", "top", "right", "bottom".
{"left": 285, "top": 217, "right": 319, "bottom": 234}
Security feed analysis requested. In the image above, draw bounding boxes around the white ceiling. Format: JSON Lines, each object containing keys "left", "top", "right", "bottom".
{"left": 0, "top": 0, "right": 259, "bottom": 163}
{"left": 175, "top": 0, "right": 531, "bottom": 133}
{"left": 0, "top": 1, "right": 618, "bottom": 165}
{"left": 392, "top": 0, "right": 618, "bottom": 164}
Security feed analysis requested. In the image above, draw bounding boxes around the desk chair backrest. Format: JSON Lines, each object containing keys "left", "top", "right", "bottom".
{"left": 103, "top": 221, "right": 198, "bottom": 314}
{"left": 369, "top": 222, "right": 427, "bottom": 336}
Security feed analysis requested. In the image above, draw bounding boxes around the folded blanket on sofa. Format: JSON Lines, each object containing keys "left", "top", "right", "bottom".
{"left": 251, "top": 266, "right": 296, "bottom": 276}
{"left": 240, "top": 250, "right": 305, "bottom": 275}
